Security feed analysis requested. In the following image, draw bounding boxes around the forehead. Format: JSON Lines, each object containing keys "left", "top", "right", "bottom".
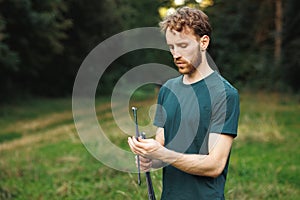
{"left": 165, "top": 27, "right": 198, "bottom": 43}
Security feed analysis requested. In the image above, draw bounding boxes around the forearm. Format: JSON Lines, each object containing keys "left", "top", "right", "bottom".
{"left": 129, "top": 132, "right": 233, "bottom": 177}
{"left": 157, "top": 147, "right": 223, "bottom": 178}
{"left": 151, "top": 127, "right": 166, "bottom": 169}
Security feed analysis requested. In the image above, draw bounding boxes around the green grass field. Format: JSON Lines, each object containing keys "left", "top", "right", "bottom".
{"left": 0, "top": 92, "right": 299, "bottom": 200}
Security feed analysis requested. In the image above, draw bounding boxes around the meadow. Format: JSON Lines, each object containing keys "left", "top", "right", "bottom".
{"left": 0, "top": 91, "right": 299, "bottom": 200}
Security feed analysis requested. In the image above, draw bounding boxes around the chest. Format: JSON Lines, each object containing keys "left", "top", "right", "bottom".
{"left": 162, "top": 89, "right": 212, "bottom": 127}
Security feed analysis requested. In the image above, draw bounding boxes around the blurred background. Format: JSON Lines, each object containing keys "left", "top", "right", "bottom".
{"left": 0, "top": 0, "right": 299, "bottom": 199}
{"left": 0, "top": 0, "right": 299, "bottom": 101}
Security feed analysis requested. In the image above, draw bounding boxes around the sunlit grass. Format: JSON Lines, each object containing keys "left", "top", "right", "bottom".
{"left": 238, "top": 112, "right": 284, "bottom": 142}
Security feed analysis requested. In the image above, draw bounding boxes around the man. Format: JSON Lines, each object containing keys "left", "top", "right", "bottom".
{"left": 128, "top": 6, "right": 239, "bottom": 199}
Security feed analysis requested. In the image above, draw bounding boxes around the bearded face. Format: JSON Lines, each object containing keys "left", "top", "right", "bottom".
{"left": 166, "top": 28, "right": 203, "bottom": 75}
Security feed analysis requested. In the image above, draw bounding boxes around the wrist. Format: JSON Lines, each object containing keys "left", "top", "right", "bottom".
{"left": 158, "top": 147, "right": 183, "bottom": 165}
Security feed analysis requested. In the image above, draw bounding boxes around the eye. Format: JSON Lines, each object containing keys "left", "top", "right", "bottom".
{"left": 178, "top": 43, "right": 188, "bottom": 48}
{"left": 168, "top": 45, "right": 174, "bottom": 51}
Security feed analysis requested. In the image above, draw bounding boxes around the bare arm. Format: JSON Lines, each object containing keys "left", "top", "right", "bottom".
{"left": 151, "top": 127, "right": 166, "bottom": 168}
{"left": 155, "top": 127, "right": 164, "bottom": 146}
{"left": 159, "top": 133, "right": 233, "bottom": 177}
{"left": 128, "top": 132, "right": 233, "bottom": 178}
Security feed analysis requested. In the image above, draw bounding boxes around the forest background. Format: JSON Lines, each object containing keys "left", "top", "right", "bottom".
{"left": 0, "top": 0, "right": 299, "bottom": 100}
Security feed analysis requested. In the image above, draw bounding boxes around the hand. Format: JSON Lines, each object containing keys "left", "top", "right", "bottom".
{"left": 128, "top": 136, "right": 164, "bottom": 160}
{"left": 136, "top": 155, "right": 152, "bottom": 172}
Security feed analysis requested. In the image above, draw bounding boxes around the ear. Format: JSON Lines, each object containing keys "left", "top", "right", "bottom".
{"left": 200, "top": 35, "right": 210, "bottom": 51}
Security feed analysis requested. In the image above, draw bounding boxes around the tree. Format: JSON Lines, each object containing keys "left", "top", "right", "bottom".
{"left": 0, "top": 17, "right": 20, "bottom": 100}
{"left": 282, "top": 0, "right": 300, "bottom": 92}
{"left": 0, "top": 0, "right": 72, "bottom": 97}
{"left": 96, "top": 0, "right": 165, "bottom": 95}
{"left": 274, "top": 0, "right": 283, "bottom": 64}
{"left": 158, "top": 0, "right": 298, "bottom": 92}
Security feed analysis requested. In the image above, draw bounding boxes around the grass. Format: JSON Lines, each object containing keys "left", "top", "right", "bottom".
{"left": 227, "top": 92, "right": 300, "bottom": 200}
{"left": 0, "top": 91, "right": 299, "bottom": 199}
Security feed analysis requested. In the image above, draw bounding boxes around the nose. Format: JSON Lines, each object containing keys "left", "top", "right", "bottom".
{"left": 171, "top": 49, "right": 181, "bottom": 59}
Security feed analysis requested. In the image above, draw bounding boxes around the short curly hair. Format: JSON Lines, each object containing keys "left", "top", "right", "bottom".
{"left": 159, "top": 6, "right": 212, "bottom": 38}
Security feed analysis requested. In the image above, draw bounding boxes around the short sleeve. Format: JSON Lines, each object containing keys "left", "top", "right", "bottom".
{"left": 153, "top": 86, "right": 166, "bottom": 128}
{"left": 209, "top": 88, "right": 240, "bottom": 137}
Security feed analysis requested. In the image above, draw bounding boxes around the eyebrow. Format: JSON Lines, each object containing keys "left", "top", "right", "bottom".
{"left": 176, "top": 42, "right": 188, "bottom": 45}
{"left": 167, "top": 41, "right": 189, "bottom": 46}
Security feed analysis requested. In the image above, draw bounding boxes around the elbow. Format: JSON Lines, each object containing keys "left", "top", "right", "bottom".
{"left": 207, "top": 163, "right": 225, "bottom": 178}
{"left": 209, "top": 167, "right": 223, "bottom": 178}
{"left": 207, "top": 157, "right": 227, "bottom": 178}
{"left": 192, "top": 165, "right": 223, "bottom": 178}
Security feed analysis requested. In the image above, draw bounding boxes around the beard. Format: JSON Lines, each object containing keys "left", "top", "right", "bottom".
{"left": 174, "top": 58, "right": 197, "bottom": 75}
{"left": 174, "top": 48, "right": 202, "bottom": 75}
{"left": 189, "top": 45, "right": 202, "bottom": 68}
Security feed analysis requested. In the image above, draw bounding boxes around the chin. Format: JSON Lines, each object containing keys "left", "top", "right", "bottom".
{"left": 177, "top": 68, "right": 185, "bottom": 73}
{"left": 177, "top": 67, "right": 190, "bottom": 73}
{"left": 178, "top": 70, "right": 189, "bottom": 75}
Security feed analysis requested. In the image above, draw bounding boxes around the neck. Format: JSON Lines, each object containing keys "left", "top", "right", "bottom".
{"left": 183, "top": 53, "right": 214, "bottom": 84}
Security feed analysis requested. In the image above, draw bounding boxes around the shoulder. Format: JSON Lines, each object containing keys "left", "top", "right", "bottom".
{"left": 164, "top": 76, "right": 182, "bottom": 87}
{"left": 159, "top": 75, "right": 182, "bottom": 92}
{"left": 208, "top": 72, "right": 238, "bottom": 96}
{"left": 156, "top": 76, "right": 182, "bottom": 100}
{"left": 216, "top": 74, "right": 240, "bottom": 110}
{"left": 205, "top": 72, "right": 239, "bottom": 107}
{"left": 220, "top": 75, "right": 239, "bottom": 101}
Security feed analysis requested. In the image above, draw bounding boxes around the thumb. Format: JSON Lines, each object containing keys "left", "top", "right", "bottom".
{"left": 139, "top": 138, "right": 156, "bottom": 144}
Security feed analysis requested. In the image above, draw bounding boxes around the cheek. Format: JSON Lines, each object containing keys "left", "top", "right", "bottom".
{"left": 181, "top": 47, "right": 198, "bottom": 61}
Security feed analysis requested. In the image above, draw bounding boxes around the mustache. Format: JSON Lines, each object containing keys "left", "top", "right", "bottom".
{"left": 174, "top": 57, "right": 187, "bottom": 63}
{"left": 174, "top": 58, "right": 192, "bottom": 66}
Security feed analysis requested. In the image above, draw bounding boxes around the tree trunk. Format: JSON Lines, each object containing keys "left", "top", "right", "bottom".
{"left": 274, "top": 0, "right": 282, "bottom": 64}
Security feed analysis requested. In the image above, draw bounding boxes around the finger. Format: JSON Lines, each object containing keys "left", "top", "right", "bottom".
{"left": 135, "top": 157, "right": 149, "bottom": 171}
{"left": 131, "top": 136, "right": 148, "bottom": 149}
{"left": 128, "top": 136, "right": 141, "bottom": 148}
{"left": 136, "top": 155, "right": 150, "bottom": 161}
{"left": 141, "top": 162, "right": 152, "bottom": 172}
{"left": 128, "top": 137, "right": 140, "bottom": 154}
{"left": 128, "top": 137, "right": 144, "bottom": 155}
{"left": 140, "top": 166, "right": 151, "bottom": 172}
{"left": 127, "top": 137, "right": 135, "bottom": 151}
{"left": 132, "top": 136, "right": 142, "bottom": 145}
{"left": 139, "top": 156, "right": 151, "bottom": 163}
{"left": 130, "top": 137, "right": 158, "bottom": 157}
{"left": 140, "top": 160, "right": 152, "bottom": 168}
{"left": 136, "top": 155, "right": 151, "bottom": 164}
{"left": 138, "top": 156, "right": 152, "bottom": 167}
{"left": 136, "top": 138, "right": 155, "bottom": 144}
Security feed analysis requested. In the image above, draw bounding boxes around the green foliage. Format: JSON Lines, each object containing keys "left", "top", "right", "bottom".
{"left": 205, "top": 0, "right": 274, "bottom": 89}
{"left": 0, "top": 15, "right": 19, "bottom": 69}
{"left": 0, "top": 0, "right": 72, "bottom": 97}
{"left": 0, "top": 0, "right": 299, "bottom": 99}
{"left": 282, "top": 0, "right": 300, "bottom": 92}
{"left": 0, "top": 14, "right": 20, "bottom": 98}
{"left": 96, "top": 0, "right": 165, "bottom": 95}
{"left": 98, "top": 48, "right": 173, "bottom": 96}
